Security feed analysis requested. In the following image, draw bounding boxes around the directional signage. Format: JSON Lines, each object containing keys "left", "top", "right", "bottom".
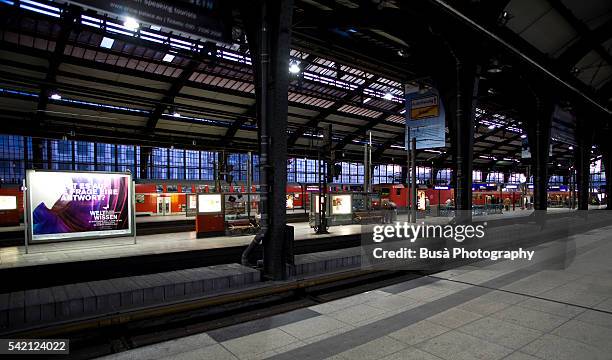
{"left": 405, "top": 86, "right": 446, "bottom": 149}
{"left": 60, "top": 0, "right": 231, "bottom": 43}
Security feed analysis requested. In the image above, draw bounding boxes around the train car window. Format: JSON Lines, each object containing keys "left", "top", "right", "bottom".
{"left": 381, "top": 188, "right": 390, "bottom": 196}
{"left": 396, "top": 189, "right": 401, "bottom": 196}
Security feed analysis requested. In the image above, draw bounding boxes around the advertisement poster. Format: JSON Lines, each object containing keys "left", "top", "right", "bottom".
{"left": 198, "top": 194, "right": 222, "bottom": 213}
{"left": 331, "top": 194, "right": 351, "bottom": 215}
{"left": 405, "top": 86, "right": 446, "bottom": 149}
{"left": 27, "top": 170, "right": 133, "bottom": 242}
{"left": 286, "top": 194, "right": 294, "bottom": 209}
{"left": 418, "top": 190, "right": 427, "bottom": 211}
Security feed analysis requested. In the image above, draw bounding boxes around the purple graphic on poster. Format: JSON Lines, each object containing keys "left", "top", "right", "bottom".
{"left": 27, "top": 171, "right": 133, "bottom": 241}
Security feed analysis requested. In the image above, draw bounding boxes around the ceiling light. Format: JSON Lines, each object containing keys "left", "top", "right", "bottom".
{"left": 383, "top": 92, "right": 393, "bottom": 100}
{"left": 50, "top": 92, "right": 61, "bottom": 100}
{"left": 150, "top": 25, "right": 161, "bottom": 31}
{"left": 569, "top": 146, "right": 573, "bottom": 150}
{"left": 520, "top": 134, "right": 527, "bottom": 139}
{"left": 162, "top": 53, "right": 175, "bottom": 62}
{"left": 123, "top": 17, "right": 139, "bottom": 31}
{"left": 487, "top": 124, "right": 495, "bottom": 130}
{"left": 363, "top": 97, "right": 371, "bottom": 104}
{"left": 100, "top": 37, "right": 114, "bottom": 49}
{"left": 172, "top": 111, "right": 181, "bottom": 118}
{"left": 289, "top": 62, "right": 300, "bottom": 74}
{"left": 487, "top": 59, "right": 502, "bottom": 73}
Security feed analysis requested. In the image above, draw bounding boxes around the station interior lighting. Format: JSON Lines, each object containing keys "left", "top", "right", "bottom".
{"left": 289, "top": 62, "right": 300, "bottom": 74}
{"left": 383, "top": 92, "right": 393, "bottom": 100}
{"left": 49, "top": 92, "right": 61, "bottom": 100}
{"left": 520, "top": 134, "right": 527, "bottom": 139}
{"left": 363, "top": 97, "right": 371, "bottom": 104}
{"left": 100, "top": 37, "right": 114, "bottom": 49}
{"left": 488, "top": 124, "right": 496, "bottom": 130}
{"left": 162, "top": 53, "right": 176, "bottom": 62}
{"left": 123, "top": 17, "right": 139, "bottom": 30}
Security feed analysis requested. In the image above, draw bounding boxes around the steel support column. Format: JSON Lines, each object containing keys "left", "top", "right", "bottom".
{"left": 526, "top": 100, "right": 554, "bottom": 211}
{"left": 441, "top": 60, "right": 479, "bottom": 220}
{"left": 140, "top": 146, "right": 151, "bottom": 179}
{"left": 31, "top": 138, "right": 44, "bottom": 169}
{"left": 242, "top": 0, "right": 294, "bottom": 280}
{"left": 603, "top": 148, "right": 612, "bottom": 210}
{"left": 575, "top": 121, "right": 593, "bottom": 210}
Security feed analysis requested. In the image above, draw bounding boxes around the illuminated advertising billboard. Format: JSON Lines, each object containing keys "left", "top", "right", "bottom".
{"left": 197, "top": 194, "right": 222, "bottom": 214}
{"left": 331, "top": 194, "right": 352, "bottom": 215}
{"left": 0, "top": 195, "right": 17, "bottom": 210}
{"left": 26, "top": 170, "right": 133, "bottom": 242}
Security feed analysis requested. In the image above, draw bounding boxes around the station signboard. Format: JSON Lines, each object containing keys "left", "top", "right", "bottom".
{"left": 59, "top": 0, "right": 231, "bottom": 43}
{"left": 405, "top": 86, "right": 446, "bottom": 149}
{"left": 26, "top": 170, "right": 134, "bottom": 242}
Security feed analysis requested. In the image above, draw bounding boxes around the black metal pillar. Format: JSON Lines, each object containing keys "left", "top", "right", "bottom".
{"left": 31, "top": 138, "right": 44, "bottom": 169}
{"left": 575, "top": 121, "right": 593, "bottom": 210}
{"left": 401, "top": 163, "right": 408, "bottom": 186}
{"left": 241, "top": 0, "right": 294, "bottom": 280}
{"left": 526, "top": 100, "right": 554, "bottom": 211}
{"left": 603, "top": 148, "right": 612, "bottom": 210}
{"left": 441, "top": 59, "right": 479, "bottom": 219}
{"left": 140, "top": 146, "right": 151, "bottom": 179}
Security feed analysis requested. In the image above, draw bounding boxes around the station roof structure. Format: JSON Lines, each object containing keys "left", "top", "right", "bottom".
{"left": 0, "top": 0, "right": 610, "bottom": 171}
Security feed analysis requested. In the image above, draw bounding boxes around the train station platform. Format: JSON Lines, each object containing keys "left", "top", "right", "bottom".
{"left": 0, "top": 208, "right": 579, "bottom": 271}
{"left": 96, "top": 220, "right": 612, "bottom": 360}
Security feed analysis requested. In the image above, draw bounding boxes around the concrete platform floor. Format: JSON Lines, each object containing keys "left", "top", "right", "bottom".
{"left": 98, "top": 223, "right": 612, "bottom": 360}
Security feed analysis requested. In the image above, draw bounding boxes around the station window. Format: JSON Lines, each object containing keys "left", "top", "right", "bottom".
{"left": 0, "top": 135, "right": 25, "bottom": 183}
{"left": 96, "top": 143, "right": 114, "bottom": 172}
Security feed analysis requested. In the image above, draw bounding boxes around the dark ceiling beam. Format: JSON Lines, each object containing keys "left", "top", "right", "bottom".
{"left": 0, "top": 41, "right": 407, "bottom": 132}
{"left": 546, "top": 0, "right": 612, "bottom": 77}
{"left": 333, "top": 103, "right": 405, "bottom": 150}
{"left": 35, "top": 6, "right": 78, "bottom": 125}
{"left": 287, "top": 76, "right": 380, "bottom": 146}
{"left": 220, "top": 102, "right": 256, "bottom": 144}
{"left": 145, "top": 52, "right": 210, "bottom": 131}
{"left": 599, "top": 80, "right": 612, "bottom": 103}
{"left": 557, "top": 18, "right": 612, "bottom": 69}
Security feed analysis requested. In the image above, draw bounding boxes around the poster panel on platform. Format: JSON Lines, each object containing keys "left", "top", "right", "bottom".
{"left": 26, "top": 170, "right": 133, "bottom": 242}
{"left": 405, "top": 86, "right": 446, "bottom": 149}
{"left": 331, "top": 194, "right": 351, "bottom": 215}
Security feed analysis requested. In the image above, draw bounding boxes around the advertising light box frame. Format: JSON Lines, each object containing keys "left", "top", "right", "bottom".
{"left": 0, "top": 195, "right": 18, "bottom": 210}
{"left": 331, "top": 194, "right": 352, "bottom": 215}
{"left": 25, "top": 170, "right": 135, "bottom": 244}
{"left": 197, "top": 194, "right": 223, "bottom": 214}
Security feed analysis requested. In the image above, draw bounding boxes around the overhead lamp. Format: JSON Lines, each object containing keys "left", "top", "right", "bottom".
{"left": 100, "top": 37, "right": 114, "bottom": 49}
{"left": 162, "top": 53, "right": 175, "bottom": 62}
{"left": 520, "top": 134, "right": 527, "bottom": 139}
{"left": 383, "top": 92, "right": 393, "bottom": 100}
{"left": 363, "top": 97, "right": 372, "bottom": 104}
{"left": 569, "top": 146, "right": 574, "bottom": 150}
{"left": 169, "top": 106, "right": 180, "bottom": 117}
{"left": 123, "top": 17, "right": 139, "bottom": 31}
{"left": 487, "top": 59, "right": 502, "bottom": 73}
{"left": 50, "top": 92, "right": 61, "bottom": 100}
{"left": 487, "top": 124, "right": 495, "bottom": 130}
{"left": 289, "top": 62, "right": 300, "bottom": 74}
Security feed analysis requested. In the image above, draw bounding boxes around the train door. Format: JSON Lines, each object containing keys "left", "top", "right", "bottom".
{"left": 157, "top": 196, "right": 172, "bottom": 215}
